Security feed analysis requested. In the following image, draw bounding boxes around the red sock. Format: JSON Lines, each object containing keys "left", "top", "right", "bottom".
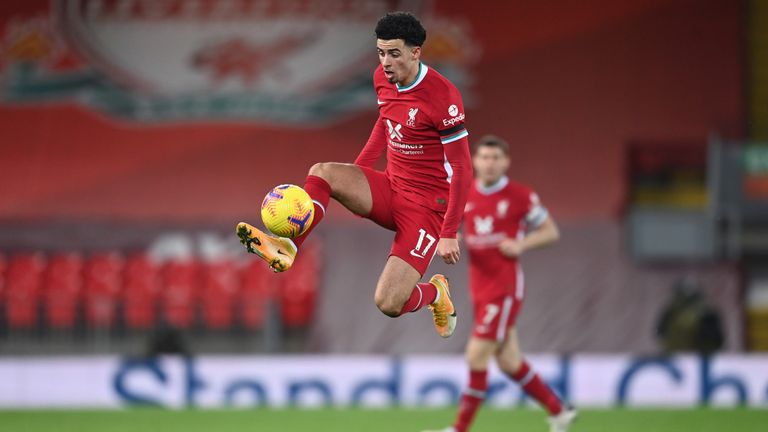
{"left": 398, "top": 282, "right": 438, "bottom": 315}
{"left": 454, "top": 369, "right": 488, "bottom": 432}
{"left": 293, "top": 175, "right": 331, "bottom": 248}
{"left": 508, "top": 360, "right": 563, "bottom": 415}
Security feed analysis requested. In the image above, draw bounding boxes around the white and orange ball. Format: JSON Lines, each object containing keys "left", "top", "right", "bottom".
{"left": 260, "top": 184, "right": 315, "bottom": 238}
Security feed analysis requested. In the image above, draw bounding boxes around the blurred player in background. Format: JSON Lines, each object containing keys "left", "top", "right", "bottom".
{"left": 237, "top": 12, "right": 472, "bottom": 338}
{"left": 424, "top": 135, "right": 576, "bottom": 432}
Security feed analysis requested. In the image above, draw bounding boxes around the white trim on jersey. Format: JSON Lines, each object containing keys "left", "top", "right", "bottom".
{"left": 443, "top": 153, "right": 454, "bottom": 184}
{"left": 515, "top": 261, "right": 525, "bottom": 301}
{"left": 396, "top": 62, "right": 429, "bottom": 92}
{"left": 476, "top": 176, "right": 509, "bottom": 195}
{"left": 440, "top": 129, "right": 469, "bottom": 144}
{"left": 496, "top": 295, "right": 514, "bottom": 342}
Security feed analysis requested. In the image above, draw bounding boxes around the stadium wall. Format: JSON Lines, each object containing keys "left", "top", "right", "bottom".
{"left": 0, "top": 354, "right": 766, "bottom": 408}
{"left": 0, "top": 0, "right": 744, "bottom": 222}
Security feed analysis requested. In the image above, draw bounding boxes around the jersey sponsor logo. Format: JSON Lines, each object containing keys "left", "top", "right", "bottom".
{"left": 474, "top": 215, "right": 494, "bottom": 235}
{"left": 442, "top": 112, "right": 466, "bottom": 127}
{"left": 448, "top": 104, "right": 459, "bottom": 116}
{"left": 386, "top": 119, "right": 403, "bottom": 140}
{"left": 407, "top": 107, "right": 418, "bottom": 127}
{"left": 497, "top": 200, "right": 509, "bottom": 218}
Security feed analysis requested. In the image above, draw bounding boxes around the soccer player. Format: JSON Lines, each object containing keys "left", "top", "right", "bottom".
{"left": 424, "top": 135, "right": 576, "bottom": 432}
{"left": 236, "top": 12, "right": 472, "bottom": 338}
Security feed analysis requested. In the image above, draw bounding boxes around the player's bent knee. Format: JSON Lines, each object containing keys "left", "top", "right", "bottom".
{"left": 376, "top": 302, "right": 402, "bottom": 318}
{"left": 497, "top": 355, "right": 523, "bottom": 375}
{"left": 373, "top": 291, "right": 402, "bottom": 318}
{"left": 308, "top": 162, "right": 331, "bottom": 179}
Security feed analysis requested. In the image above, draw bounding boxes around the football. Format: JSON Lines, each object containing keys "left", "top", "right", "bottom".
{"left": 260, "top": 184, "right": 315, "bottom": 238}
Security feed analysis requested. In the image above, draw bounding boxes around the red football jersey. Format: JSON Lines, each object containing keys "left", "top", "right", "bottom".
{"left": 373, "top": 63, "right": 469, "bottom": 213}
{"left": 463, "top": 176, "right": 549, "bottom": 302}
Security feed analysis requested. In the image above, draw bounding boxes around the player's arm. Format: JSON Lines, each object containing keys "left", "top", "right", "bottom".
{"left": 354, "top": 116, "right": 387, "bottom": 167}
{"left": 436, "top": 135, "right": 472, "bottom": 264}
{"left": 499, "top": 201, "right": 560, "bottom": 258}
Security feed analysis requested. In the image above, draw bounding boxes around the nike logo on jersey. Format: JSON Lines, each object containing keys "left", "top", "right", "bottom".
{"left": 377, "top": 99, "right": 386, "bottom": 105}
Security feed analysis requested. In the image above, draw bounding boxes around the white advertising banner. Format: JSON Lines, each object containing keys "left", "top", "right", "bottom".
{"left": 0, "top": 355, "right": 766, "bottom": 408}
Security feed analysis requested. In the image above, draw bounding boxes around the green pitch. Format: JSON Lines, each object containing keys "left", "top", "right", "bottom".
{"left": 1, "top": 408, "right": 765, "bottom": 432}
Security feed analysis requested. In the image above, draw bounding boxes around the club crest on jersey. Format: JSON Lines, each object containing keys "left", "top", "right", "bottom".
{"left": 448, "top": 104, "right": 459, "bottom": 116}
{"left": 386, "top": 119, "right": 403, "bottom": 140}
{"left": 497, "top": 200, "right": 509, "bottom": 218}
{"left": 407, "top": 107, "right": 418, "bottom": 127}
{"left": 474, "top": 215, "right": 494, "bottom": 235}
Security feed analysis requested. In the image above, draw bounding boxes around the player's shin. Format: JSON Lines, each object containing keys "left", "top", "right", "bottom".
{"left": 293, "top": 175, "right": 331, "bottom": 248}
{"left": 398, "top": 282, "right": 438, "bottom": 315}
{"left": 507, "top": 360, "right": 564, "bottom": 415}
{"left": 453, "top": 369, "right": 488, "bottom": 432}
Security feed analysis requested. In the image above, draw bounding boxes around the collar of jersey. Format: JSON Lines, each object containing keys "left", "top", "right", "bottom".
{"left": 396, "top": 62, "right": 429, "bottom": 92}
{"left": 477, "top": 176, "right": 509, "bottom": 195}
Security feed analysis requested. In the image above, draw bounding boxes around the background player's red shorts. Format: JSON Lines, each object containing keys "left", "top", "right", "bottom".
{"left": 359, "top": 166, "right": 443, "bottom": 276}
{"left": 471, "top": 294, "right": 523, "bottom": 342}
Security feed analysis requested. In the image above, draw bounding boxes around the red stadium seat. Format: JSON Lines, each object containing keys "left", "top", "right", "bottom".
{"left": 200, "top": 261, "right": 238, "bottom": 329}
{"left": 42, "top": 253, "right": 83, "bottom": 329}
{"left": 83, "top": 252, "right": 124, "bottom": 328}
{"left": 160, "top": 260, "right": 199, "bottom": 329}
{"left": 279, "top": 242, "right": 320, "bottom": 328}
{"left": 5, "top": 254, "right": 44, "bottom": 329}
{"left": 122, "top": 254, "right": 160, "bottom": 330}
{"left": 238, "top": 259, "right": 275, "bottom": 330}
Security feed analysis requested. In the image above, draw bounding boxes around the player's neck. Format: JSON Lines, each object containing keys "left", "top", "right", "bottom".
{"left": 398, "top": 61, "right": 422, "bottom": 88}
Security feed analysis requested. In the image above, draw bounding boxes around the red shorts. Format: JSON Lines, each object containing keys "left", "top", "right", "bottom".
{"left": 360, "top": 167, "right": 444, "bottom": 276}
{"left": 471, "top": 294, "right": 523, "bottom": 342}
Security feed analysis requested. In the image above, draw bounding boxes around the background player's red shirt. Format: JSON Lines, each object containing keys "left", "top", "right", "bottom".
{"left": 355, "top": 63, "right": 471, "bottom": 238}
{"left": 463, "top": 176, "right": 549, "bottom": 303}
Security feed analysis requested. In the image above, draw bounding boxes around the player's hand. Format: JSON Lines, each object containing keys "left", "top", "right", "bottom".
{"left": 498, "top": 238, "right": 524, "bottom": 258}
{"left": 437, "top": 238, "right": 460, "bottom": 264}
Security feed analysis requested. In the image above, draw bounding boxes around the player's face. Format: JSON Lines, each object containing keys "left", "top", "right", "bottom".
{"left": 377, "top": 39, "right": 421, "bottom": 85}
{"left": 473, "top": 146, "right": 510, "bottom": 185}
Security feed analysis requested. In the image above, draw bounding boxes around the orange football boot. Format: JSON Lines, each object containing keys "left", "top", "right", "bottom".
{"left": 236, "top": 222, "right": 297, "bottom": 272}
{"left": 427, "top": 274, "right": 457, "bottom": 338}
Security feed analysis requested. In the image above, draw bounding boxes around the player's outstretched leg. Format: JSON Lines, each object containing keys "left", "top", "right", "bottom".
{"left": 237, "top": 163, "right": 368, "bottom": 272}
{"left": 422, "top": 338, "right": 497, "bottom": 432}
{"left": 497, "top": 327, "right": 577, "bottom": 432}
{"left": 374, "top": 258, "right": 457, "bottom": 338}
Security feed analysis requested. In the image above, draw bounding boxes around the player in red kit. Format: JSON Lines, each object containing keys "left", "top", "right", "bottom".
{"left": 236, "top": 12, "right": 472, "bottom": 337}
{"left": 424, "top": 136, "right": 576, "bottom": 432}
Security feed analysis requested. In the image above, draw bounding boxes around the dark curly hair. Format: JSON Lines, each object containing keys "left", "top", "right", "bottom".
{"left": 375, "top": 12, "right": 426, "bottom": 47}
